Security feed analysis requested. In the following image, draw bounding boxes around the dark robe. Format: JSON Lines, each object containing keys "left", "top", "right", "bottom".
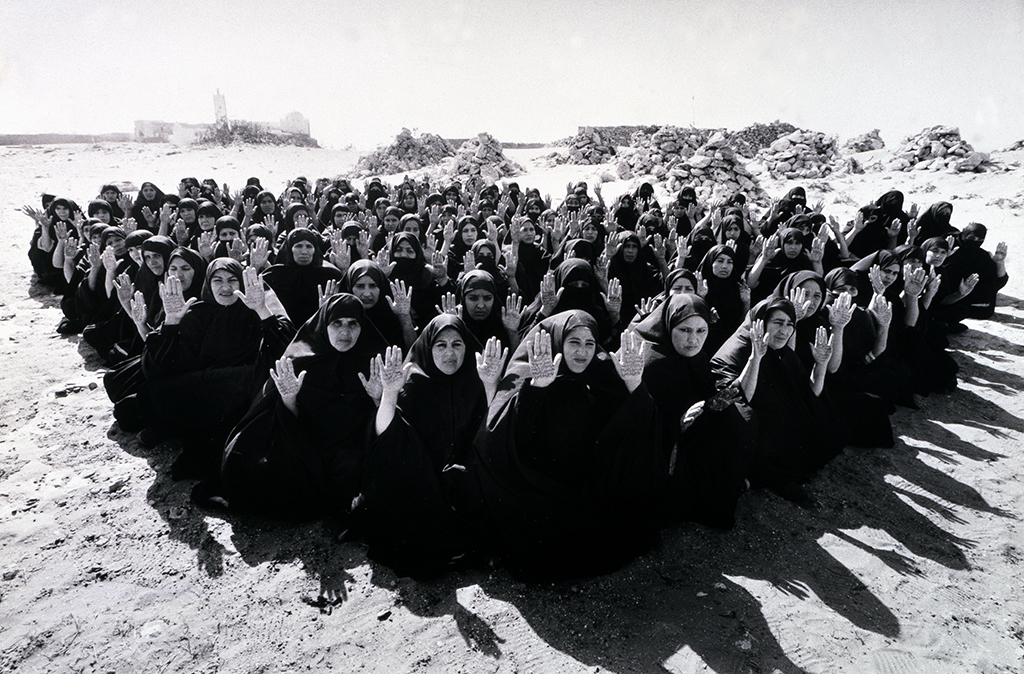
{"left": 262, "top": 228, "right": 344, "bottom": 328}
{"left": 699, "top": 244, "right": 746, "bottom": 355}
{"left": 608, "top": 233, "right": 661, "bottom": 326}
{"left": 387, "top": 232, "right": 443, "bottom": 331}
{"left": 457, "top": 270, "right": 513, "bottom": 350}
{"left": 635, "top": 294, "right": 754, "bottom": 528}
{"left": 219, "top": 294, "right": 383, "bottom": 519}
{"left": 342, "top": 259, "right": 406, "bottom": 347}
{"left": 361, "top": 315, "right": 488, "bottom": 577}
{"left": 474, "top": 310, "right": 665, "bottom": 580}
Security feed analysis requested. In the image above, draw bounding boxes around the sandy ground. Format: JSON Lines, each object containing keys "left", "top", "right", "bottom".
{"left": 1, "top": 142, "right": 1023, "bottom": 674}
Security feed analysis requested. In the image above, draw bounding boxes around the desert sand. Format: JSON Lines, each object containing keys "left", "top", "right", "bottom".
{"left": 1, "top": 141, "right": 1022, "bottom": 674}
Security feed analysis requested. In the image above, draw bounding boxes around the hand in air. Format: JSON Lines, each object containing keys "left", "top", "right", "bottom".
{"left": 613, "top": 329, "right": 647, "bottom": 392}
{"left": 526, "top": 329, "right": 560, "bottom": 388}
{"left": 475, "top": 336, "right": 509, "bottom": 388}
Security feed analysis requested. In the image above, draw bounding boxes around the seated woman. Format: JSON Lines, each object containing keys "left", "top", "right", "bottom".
{"left": 474, "top": 311, "right": 664, "bottom": 580}
{"left": 934, "top": 222, "right": 1008, "bottom": 330}
{"left": 711, "top": 297, "right": 847, "bottom": 505}
{"left": 608, "top": 232, "right": 662, "bottom": 327}
{"left": 360, "top": 315, "right": 503, "bottom": 577}
{"left": 456, "top": 270, "right": 522, "bottom": 352}
{"left": 211, "top": 293, "right": 385, "bottom": 520}
{"left": 699, "top": 244, "right": 749, "bottom": 355}
{"left": 519, "top": 259, "right": 621, "bottom": 344}
{"left": 746, "top": 227, "right": 822, "bottom": 305}
{"left": 342, "top": 259, "right": 416, "bottom": 348}
{"left": 114, "top": 259, "right": 295, "bottom": 480}
{"left": 262, "top": 228, "right": 344, "bottom": 327}
{"left": 634, "top": 294, "right": 752, "bottom": 528}
{"left": 387, "top": 232, "right": 445, "bottom": 331}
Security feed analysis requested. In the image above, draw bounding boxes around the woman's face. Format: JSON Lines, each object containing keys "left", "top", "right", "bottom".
{"left": 764, "top": 309, "right": 794, "bottom": 349}
{"left": 670, "top": 278, "right": 696, "bottom": 295}
{"left": 562, "top": 326, "right": 597, "bottom": 373}
{"left": 291, "top": 240, "right": 316, "bottom": 266}
{"left": 94, "top": 209, "right": 111, "bottom": 224}
{"left": 518, "top": 221, "right": 536, "bottom": 244}
{"left": 383, "top": 214, "right": 400, "bottom": 232}
{"left": 375, "top": 203, "right": 388, "bottom": 220}
{"left": 671, "top": 315, "right": 709, "bottom": 358}
{"left": 402, "top": 192, "right": 416, "bottom": 209}
{"left": 712, "top": 254, "right": 734, "bottom": 279}
{"left": 198, "top": 214, "right": 216, "bottom": 231}
{"left": 393, "top": 240, "right": 417, "bottom": 260}
{"left": 179, "top": 208, "right": 196, "bottom": 224}
{"left": 351, "top": 274, "right": 380, "bottom": 308}
{"left": 219, "top": 228, "right": 239, "bottom": 242}
{"left": 460, "top": 223, "right": 478, "bottom": 246}
{"left": 541, "top": 213, "right": 556, "bottom": 229}
{"left": 565, "top": 196, "right": 580, "bottom": 212}
{"left": 167, "top": 257, "right": 195, "bottom": 291}
{"left": 401, "top": 220, "right": 421, "bottom": 237}
{"left": 464, "top": 289, "right": 494, "bottom": 321}
{"left": 259, "top": 196, "right": 275, "bottom": 214}
{"left": 54, "top": 205, "right": 70, "bottom": 220}
{"left": 725, "top": 223, "right": 741, "bottom": 241}
{"left": 143, "top": 250, "right": 166, "bottom": 276}
{"left": 102, "top": 189, "right": 119, "bottom": 203}
{"left": 209, "top": 269, "right": 241, "bottom": 306}
{"left": 141, "top": 185, "right": 156, "bottom": 201}
{"left": 797, "top": 280, "right": 823, "bottom": 314}
{"left": 924, "top": 248, "right": 947, "bottom": 268}
{"left": 526, "top": 203, "right": 542, "bottom": 219}
{"left": 431, "top": 326, "right": 466, "bottom": 375}
{"left": 106, "top": 234, "right": 127, "bottom": 258}
{"left": 581, "top": 223, "right": 599, "bottom": 243}
{"left": 879, "top": 263, "right": 900, "bottom": 289}
{"left": 128, "top": 246, "right": 144, "bottom": 267}
{"left": 327, "top": 317, "right": 361, "bottom": 352}
{"left": 782, "top": 238, "right": 803, "bottom": 259}
{"left": 622, "top": 241, "right": 640, "bottom": 264}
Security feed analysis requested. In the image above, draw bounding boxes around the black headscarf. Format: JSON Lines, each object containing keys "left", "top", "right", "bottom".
{"left": 913, "top": 202, "right": 956, "bottom": 245}
{"left": 131, "top": 182, "right": 165, "bottom": 231}
{"left": 457, "top": 270, "right": 509, "bottom": 349}
{"left": 263, "top": 229, "right": 343, "bottom": 327}
{"left": 342, "top": 259, "right": 405, "bottom": 347}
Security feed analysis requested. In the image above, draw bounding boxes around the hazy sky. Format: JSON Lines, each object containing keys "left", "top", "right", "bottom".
{"left": 1, "top": 0, "right": 1021, "bottom": 151}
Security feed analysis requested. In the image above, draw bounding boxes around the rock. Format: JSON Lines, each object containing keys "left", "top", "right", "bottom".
{"left": 887, "top": 125, "right": 994, "bottom": 172}
{"left": 353, "top": 128, "right": 455, "bottom": 176}
{"left": 769, "top": 138, "right": 792, "bottom": 153}
{"left": 843, "top": 129, "right": 885, "bottom": 152}
{"left": 688, "top": 154, "right": 712, "bottom": 169}
{"left": 956, "top": 151, "right": 988, "bottom": 172}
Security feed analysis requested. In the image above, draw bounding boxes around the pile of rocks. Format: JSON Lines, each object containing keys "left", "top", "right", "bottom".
{"left": 1004, "top": 139, "right": 1024, "bottom": 152}
{"left": 754, "top": 128, "right": 840, "bottom": 180}
{"left": 616, "top": 126, "right": 711, "bottom": 180}
{"left": 843, "top": 129, "right": 885, "bottom": 152}
{"left": 723, "top": 121, "right": 798, "bottom": 158}
{"left": 887, "top": 125, "right": 996, "bottom": 172}
{"left": 547, "top": 127, "right": 618, "bottom": 165}
{"left": 353, "top": 128, "right": 455, "bottom": 176}
{"left": 442, "top": 132, "right": 523, "bottom": 181}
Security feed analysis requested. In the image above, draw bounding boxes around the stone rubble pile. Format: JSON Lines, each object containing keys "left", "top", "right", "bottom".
{"left": 616, "top": 126, "right": 710, "bottom": 181}
{"left": 353, "top": 128, "right": 455, "bottom": 176}
{"left": 754, "top": 128, "right": 840, "bottom": 180}
{"left": 545, "top": 127, "right": 618, "bottom": 165}
{"left": 1004, "top": 139, "right": 1024, "bottom": 152}
{"left": 843, "top": 129, "right": 885, "bottom": 153}
{"left": 440, "top": 132, "right": 523, "bottom": 181}
{"left": 723, "top": 121, "right": 798, "bottom": 158}
{"left": 887, "top": 125, "right": 996, "bottom": 173}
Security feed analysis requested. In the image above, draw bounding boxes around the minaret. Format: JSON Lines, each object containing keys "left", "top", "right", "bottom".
{"left": 213, "top": 90, "right": 227, "bottom": 124}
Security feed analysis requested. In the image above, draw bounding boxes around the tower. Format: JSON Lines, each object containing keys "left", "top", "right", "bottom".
{"left": 213, "top": 90, "right": 227, "bottom": 124}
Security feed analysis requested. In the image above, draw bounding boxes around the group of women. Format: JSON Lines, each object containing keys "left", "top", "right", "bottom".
{"left": 25, "top": 175, "right": 1009, "bottom": 580}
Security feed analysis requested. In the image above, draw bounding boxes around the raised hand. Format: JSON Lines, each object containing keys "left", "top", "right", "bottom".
{"left": 906, "top": 218, "right": 919, "bottom": 246}
{"left": 198, "top": 231, "right": 216, "bottom": 261}
{"left": 750, "top": 319, "right": 769, "bottom": 360}
{"left": 539, "top": 270, "right": 560, "bottom": 315}
{"left": 249, "top": 237, "right": 271, "bottom": 270}
{"left": 868, "top": 264, "right": 887, "bottom": 295}
{"left": 113, "top": 273, "right": 134, "bottom": 312}
{"left": 159, "top": 275, "right": 194, "bottom": 325}
{"left": 357, "top": 354, "right": 384, "bottom": 403}
{"left": 436, "top": 291, "right": 459, "bottom": 315}
{"left": 378, "top": 345, "right": 409, "bottom": 399}
{"left": 129, "top": 290, "right": 148, "bottom": 329}
{"left": 868, "top": 293, "right": 893, "bottom": 329}
{"left": 707, "top": 384, "right": 743, "bottom": 412}
{"left": 924, "top": 268, "right": 941, "bottom": 300}
{"left": 526, "top": 329, "right": 561, "bottom": 388}
{"left": 958, "top": 273, "right": 979, "bottom": 296}
{"left": 827, "top": 291, "right": 854, "bottom": 329}
{"left": 502, "top": 293, "right": 523, "bottom": 332}
{"left": 87, "top": 242, "right": 102, "bottom": 269}
{"left": 811, "top": 325, "right": 833, "bottom": 365}
{"left": 318, "top": 279, "right": 340, "bottom": 307}
{"left": 141, "top": 206, "right": 157, "bottom": 228}
{"left": 808, "top": 231, "right": 826, "bottom": 263}
{"left": 603, "top": 277, "right": 623, "bottom": 317}
{"left": 596, "top": 251, "right": 610, "bottom": 286}
{"left": 234, "top": 265, "right": 268, "bottom": 314}
{"left": 903, "top": 266, "right": 927, "bottom": 298}
{"left": 789, "top": 286, "right": 814, "bottom": 321}
{"left": 695, "top": 271, "right": 709, "bottom": 297}
{"left": 762, "top": 233, "right": 781, "bottom": 260}
{"left": 101, "top": 246, "right": 118, "bottom": 273}
{"left": 173, "top": 218, "right": 189, "bottom": 245}
{"left": 387, "top": 279, "right": 412, "bottom": 317}
{"left": 242, "top": 198, "right": 256, "bottom": 217}
{"left": 738, "top": 281, "right": 751, "bottom": 304}
{"left": 994, "top": 241, "right": 1008, "bottom": 263}
{"left": 227, "top": 238, "right": 246, "bottom": 262}
{"left": 475, "top": 336, "right": 509, "bottom": 389}
{"left": 462, "top": 250, "right": 476, "bottom": 274}
{"left": 119, "top": 194, "right": 134, "bottom": 218}
{"left": 635, "top": 296, "right": 659, "bottom": 319}
{"left": 270, "top": 357, "right": 306, "bottom": 415}
{"left": 54, "top": 220, "right": 69, "bottom": 242}
{"left": 121, "top": 217, "right": 138, "bottom": 235}
{"left": 613, "top": 329, "right": 647, "bottom": 392}
{"left": 680, "top": 400, "right": 705, "bottom": 433}
{"left": 356, "top": 230, "right": 371, "bottom": 259}
{"left": 499, "top": 244, "right": 518, "bottom": 278}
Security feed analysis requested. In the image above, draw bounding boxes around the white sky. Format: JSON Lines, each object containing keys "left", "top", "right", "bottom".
{"left": 1, "top": 0, "right": 1021, "bottom": 151}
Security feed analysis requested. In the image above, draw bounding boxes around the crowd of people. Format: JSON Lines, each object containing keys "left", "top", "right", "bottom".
{"left": 24, "top": 172, "right": 1009, "bottom": 580}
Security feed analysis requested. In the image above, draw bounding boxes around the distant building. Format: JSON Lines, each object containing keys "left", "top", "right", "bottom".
{"left": 280, "top": 111, "right": 310, "bottom": 136}
{"left": 134, "top": 93, "right": 313, "bottom": 145}
{"left": 214, "top": 90, "right": 228, "bottom": 123}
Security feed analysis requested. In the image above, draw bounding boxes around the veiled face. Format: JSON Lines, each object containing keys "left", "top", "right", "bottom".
{"left": 393, "top": 240, "right": 416, "bottom": 260}
{"left": 431, "top": 326, "right": 466, "bottom": 375}
{"left": 562, "top": 326, "right": 596, "bottom": 373}
{"left": 464, "top": 289, "right": 494, "bottom": 321}
{"left": 291, "top": 240, "right": 316, "bottom": 266}
{"left": 143, "top": 250, "right": 166, "bottom": 276}
{"left": 671, "top": 315, "right": 708, "bottom": 357}
{"left": 712, "top": 254, "right": 734, "bottom": 279}
{"left": 327, "top": 317, "right": 361, "bottom": 352}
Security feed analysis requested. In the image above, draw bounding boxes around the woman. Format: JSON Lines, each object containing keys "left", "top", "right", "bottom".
{"left": 747, "top": 227, "right": 818, "bottom": 304}
{"left": 519, "top": 259, "right": 619, "bottom": 344}
{"left": 475, "top": 311, "right": 664, "bottom": 580}
{"left": 510, "top": 217, "right": 549, "bottom": 304}
{"left": 711, "top": 297, "right": 846, "bottom": 504}
{"left": 699, "top": 244, "right": 748, "bottom": 355}
{"left": 608, "top": 232, "right": 661, "bottom": 327}
{"left": 360, "top": 315, "right": 499, "bottom": 577}
{"left": 912, "top": 202, "right": 957, "bottom": 246}
{"left": 131, "top": 182, "right": 166, "bottom": 232}
{"left": 262, "top": 228, "right": 344, "bottom": 327}
{"left": 446, "top": 215, "right": 480, "bottom": 281}
{"left": 213, "top": 293, "right": 384, "bottom": 520}
{"left": 635, "top": 294, "right": 751, "bottom": 528}
{"left": 387, "top": 232, "right": 444, "bottom": 330}
{"left": 343, "top": 259, "right": 415, "bottom": 348}
{"left": 114, "top": 260, "right": 295, "bottom": 480}
{"left": 456, "top": 269, "right": 521, "bottom": 351}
